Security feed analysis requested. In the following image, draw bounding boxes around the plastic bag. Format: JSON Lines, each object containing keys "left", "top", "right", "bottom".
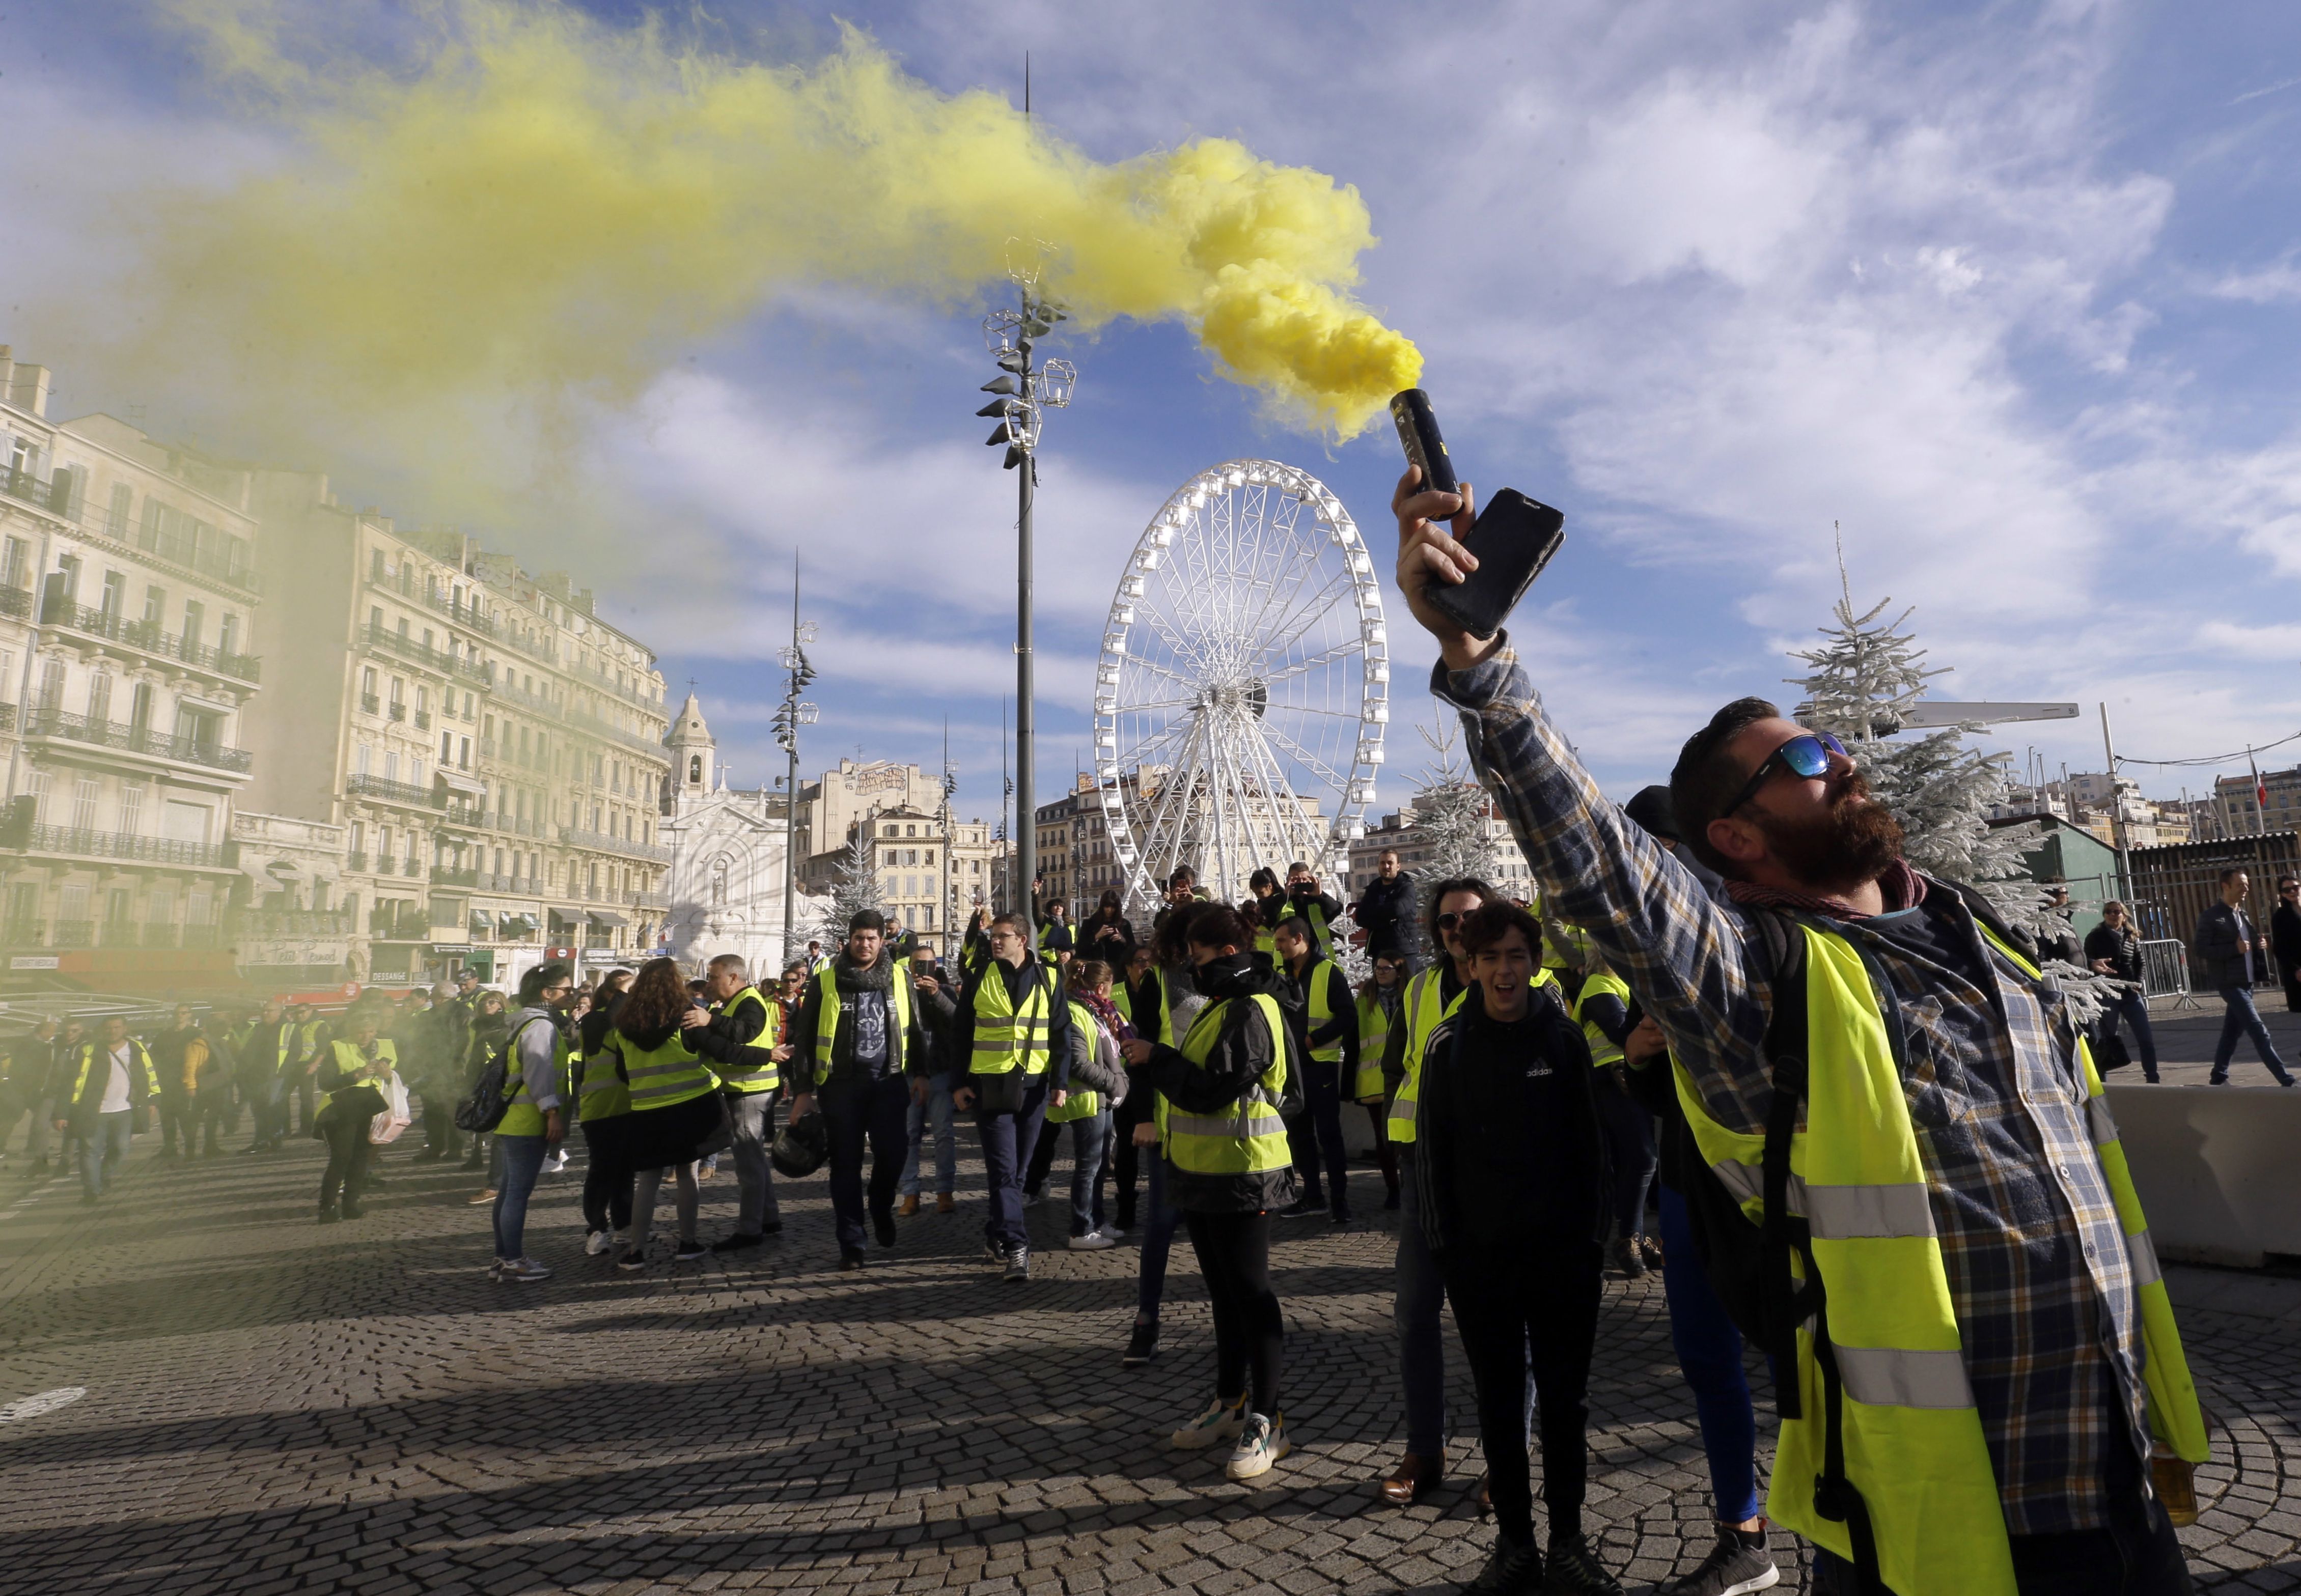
{"left": 368, "top": 1077, "right": 412, "bottom": 1144}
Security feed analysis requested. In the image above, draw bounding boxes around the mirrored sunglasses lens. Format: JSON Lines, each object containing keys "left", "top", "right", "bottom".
{"left": 1781, "top": 736, "right": 1836, "bottom": 778}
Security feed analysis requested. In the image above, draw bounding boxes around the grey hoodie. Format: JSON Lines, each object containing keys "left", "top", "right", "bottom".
{"left": 511, "top": 1005, "right": 564, "bottom": 1114}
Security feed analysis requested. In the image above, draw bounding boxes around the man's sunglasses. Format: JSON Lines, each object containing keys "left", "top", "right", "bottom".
{"left": 1722, "top": 732, "right": 1848, "bottom": 818}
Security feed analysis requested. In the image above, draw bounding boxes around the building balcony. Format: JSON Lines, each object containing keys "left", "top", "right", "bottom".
{"left": 0, "top": 917, "right": 41, "bottom": 946}
{"left": 347, "top": 850, "right": 368, "bottom": 873}
{"left": 22, "top": 707, "right": 253, "bottom": 775}
{"left": 40, "top": 597, "right": 262, "bottom": 685}
{"left": 345, "top": 773, "right": 441, "bottom": 809}
{"left": 359, "top": 692, "right": 380, "bottom": 715}
{"left": 230, "top": 908, "right": 354, "bottom": 937}
{"left": 559, "top": 825, "right": 672, "bottom": 864}
{"left": 630, "top": 889, "right": 670, "bottom": 911}
{"left": 421, "top": 587, "right": 500, "bottom": 641}
{"left": 365, "top": 621, "right": 491, "bottom": 686}
{"left": 1, "top": 466, "right": 72, "bottom": 519}
{"left": 181, "top": 923, "right": 220, "bottom": 948}
{"left": 430, "top": 865, "right": 480, "bottom": 887}
{"left": 25, "top": 822, "right": 234, "bottom": 870}
{"left": 414, "top": 709, "right": 431, "bottom": 731}
{"left": 0, "top": 583, "right": 31, "bottom": 621}
{"left": 386, "top": 701, "right": 405, "bottom": 721}
{"left": 52, "top": 918, "right": 95, "bottom": 948}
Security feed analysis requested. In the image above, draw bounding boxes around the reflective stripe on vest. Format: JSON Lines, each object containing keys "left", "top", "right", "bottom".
{"left": 1352, "top": 990, "right": 1392, "bottom": 1101}
{"left": 495, "top": 1020, "right": 567, "bottom": 1136}
{"left": 1165, "top": 992, "right": 1290, "bottom": 1175}
{"left": 620, "top": 1026, "right": 718, "bottom": 1111}
{"left": 809, "top": 967, "right": 914, "bottom": 1086}
{"left": 1114, "top": 976, "right": 1174, "bottom": 1048}
{"left": 969, "top": 964, "right": 1052, "bottom": 1077}
{"left": 71, "top": 1040, "right": 159, "bottom": 1105}
{"left": 716, "top": 987, "right": 780, "bottom": 1092}
{"left": 1571, "top": 969, "right": 1631, "bottom": 1068}
{"left": 1301, "top": 958, "right": 1342, "bottom": 1062}
{"left": 576, "top": 1044, "right": 631, "bottom": 1120}
{"left": 1046, "top": 1001, "right": 1103, "bottom": 1123}
{"left": 1675, "top": 919, "right": 2210, "bottom": 1596}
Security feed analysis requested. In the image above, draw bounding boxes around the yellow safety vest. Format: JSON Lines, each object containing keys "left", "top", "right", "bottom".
{"left": 1164, "top": 992, "right": 1290, "bottom": 1177}
{"left": 295, "top": 1018, "right": 329, "bottom": 1064}
{"left": 1673, "top": 920, "right": 2208, "bottom": 1596}
{"left": 1296, "top": 957, "right": 1343, "bottom": 1062}
{"left": 807, "top": 966, "right": 915, "bottom": 1087}
{"left": 715, "top": 986, "right": 781, "bottom": 1094}
{"left": 617, "top": 1025, "right": 718, "bottom": 1112}
{"left": 1353, "top": 988, "right": 1395, "bottom": 1102}
{"left": 969, "top": 962, "right": 1053, "bottom": 1077}
{"left": 1114, "top": 973, "right": 1173, "bottom": 1047}
{"left": 69, "top": 1040, "right": 160, "bottom": 1106}
{"left": 1572, "top": 969, "right": 1632, "bottom": 1068}
{"left": 1047, "top": 1000, "right": 1104, "bottom": 1124}
{"left": 494, "top": 1019, "right": 568, "bottom": 1137}
{"left": 321, "top": 1038, "right": 395, "bottom": 1106}
{"left": 1389, "top": 964, "right": 1553, "bottom": 1141}
{"left": 575, "top": 1033, "right": 631, "bottom": 1121}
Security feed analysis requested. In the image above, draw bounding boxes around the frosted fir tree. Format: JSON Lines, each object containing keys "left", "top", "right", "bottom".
{"left": 803, "top": 824, "right": 884, "bottom": 949}
{"left": 1403, "top": 723, "right": 1503, "bottom": 969}
{"left": 1786, "top": 568, "right": 2106, "bottom": 1019}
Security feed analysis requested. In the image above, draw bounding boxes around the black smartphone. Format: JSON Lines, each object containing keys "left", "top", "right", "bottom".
{"left": 1392, "top": 387, "right": 1566, "bottom": 640}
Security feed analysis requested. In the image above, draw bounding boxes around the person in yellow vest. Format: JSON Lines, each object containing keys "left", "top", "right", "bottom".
{"left": 1375, "top": 877, "right": 1511, "bottom": 1509}
{"left": 1414, "top": 902, "right": 1621, "bottom": 1596}
{"left": 951, "top": 911, "right": 1074, "bottom": 1283}
{"left": 1244, "top": 868, "right": 1284, "bottom": 968}
{"left": 1108, "top": 942, "right": 1172, "bottom": 1236}
{"left": 1119, "top": 902, "right": 1297, "bottom": 1483}
{"left": 1043, "top": 958, "right": 1130, "bottom": 1248}
{"left": 1389, "top": 506, "right": 2208, "bottom": 1596}
{"left": 682, "top": 953, "right": 790, "bottom": 1252}
{"left": 1271, "top": 915, "right": 1356, "bottom": 1224}
{"left": 312, "top": 1006, "right": 396, "bottom": 1223}
{"left": 54, "top": 1015, "right": 160, "bottom": 1206}
{"left": 787, "top": 910, "right": 936, "bottom": 1272}
{"left": 898, "top": 943, "right": 962, "bottom": 1217}
{"left": 237, "top": 998, "right": 297, "bottom": 1154}
{"left": 1282, "top": 862, "right": 1346, "bottom": 962}
{"left": 603, "top": 958, "right": 724, "bottom": 1270}
{"left": 1353, "top": 952, "right": 1406, "bottom": 1212}
{"left": 486, "top": 963, "right": 576, "bottom": 1281}
{"left": 1571, "top": 962, "right": 1662, "bottom": 1281}
{"left": 287, "top": 1001, "right": 332, "bottom": 1138}
{"left": 573, "top": 968, "right": 636, "bottom": 1257}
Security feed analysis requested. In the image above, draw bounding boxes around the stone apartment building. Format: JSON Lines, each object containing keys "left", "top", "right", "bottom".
{"left": 0, "top": 349, "right": 266, "bottom": 987}
{"left": 240, "top": 472, "right": 672, "bottom": 988}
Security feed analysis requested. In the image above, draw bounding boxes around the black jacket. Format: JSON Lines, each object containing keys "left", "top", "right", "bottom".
{"left": 952, "top": 955, "right": 1073, "bottom": 1090}
{"left": 1078, "top": 909, "right": 1136, "bottom": 961}
{"left": 1279, "top": 956, "right": 1359, "bottom": 1080}
{"left": 687, "top": 986, "right": 780, "bottom": 1082}
{"left": 2084, "top": 922, "right": 2144, "bottom": 985}
{"left": 2274, "top": 904, "right": 2301, "bottom": 970}
{"left": 1354, "top": 872, "right": 1416, "bottom": 956}
{"left": 1140, "top": 954, "right": 1298, "bottom": 1214}
{"left": 785, "top": 953, "right": 929, "bottom": 1089}
{"left": 2194, "top": 900, "right": 2261, "bottom": 991}
{"left": 1413, "top": 982, "right": 1606, "bottom": 1257}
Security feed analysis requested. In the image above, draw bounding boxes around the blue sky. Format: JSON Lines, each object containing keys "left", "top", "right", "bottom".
{"left": 9, "top": 0, "right": 2301, "bottom": 833}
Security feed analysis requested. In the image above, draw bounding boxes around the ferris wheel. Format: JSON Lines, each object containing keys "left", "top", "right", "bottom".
{"left": 1093, "top": 459, "right": 1388, "bottom": 915}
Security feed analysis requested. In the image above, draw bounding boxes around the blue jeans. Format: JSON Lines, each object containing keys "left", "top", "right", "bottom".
{"left": 824, "top": 1073, "right": 910, "bottom": 1251}
{"left": 1394, "top": 1145, "right": 1449, "bottom": 1453}
{"left": 973, "top": 1078, "right": 1048, "bottom": 1252}
{"left": 901, "top": 1073, "right": 957, "bottom": 1197}
{"left": 491, "top": 1134, "right": 549, "bottom": 1261}
{"left": 2212, "top": 986, "right": 2294, "bottom": 1083}
{"left": 1135, "top": 1143, "right": 1184, "bottom": 1319}
{"left": 1659, "top": 1185, "right": 1764, "bottom": 1523}
{"left": 79, "top": 1110, "right": 132, "bottom": 1198}
{"left": 1060, "top": 1108, "right": 1111, "bottom": 1236}
{"left": 2100, "top": 988, "right": 2161, "bottom": 1082}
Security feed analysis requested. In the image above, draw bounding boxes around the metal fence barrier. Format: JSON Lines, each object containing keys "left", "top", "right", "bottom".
{"left": 2139, "top": 938, "right": 2193, "bottom": 999}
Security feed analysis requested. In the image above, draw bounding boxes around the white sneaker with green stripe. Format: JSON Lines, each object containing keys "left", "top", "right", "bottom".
{"left": 1225, "top": 1412, "right": 1289, "bottom": 1480}
{"left": 1169, "top": 1395, "right": 1247, "bottom": 1449}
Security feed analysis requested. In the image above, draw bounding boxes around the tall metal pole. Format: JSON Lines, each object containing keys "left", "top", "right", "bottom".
{"left": 2100, "top": 701, "right": 2133, "bottom": 901}
{"left": 781, "top": 564, "right": 802, "bottom": 968}
{"left": 1001, "top": 698, "right": 1011, "bottom": 914}
{"left": 1015, "top": 360, "right": 1037, "bottom": 934}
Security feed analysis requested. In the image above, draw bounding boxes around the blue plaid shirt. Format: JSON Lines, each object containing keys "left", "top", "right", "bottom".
{"left": 1436, "top": 642, "right": 2151, "bottom": 1535}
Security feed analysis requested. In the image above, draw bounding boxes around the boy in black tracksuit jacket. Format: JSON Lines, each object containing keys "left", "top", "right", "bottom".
{"left": 1414, "top": 902, "right": 1619, "bottom": 1596}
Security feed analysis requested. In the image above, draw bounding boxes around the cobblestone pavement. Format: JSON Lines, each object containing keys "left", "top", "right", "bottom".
{"left": 0, "top": 1134, "right": 2293, "bottom": 1595}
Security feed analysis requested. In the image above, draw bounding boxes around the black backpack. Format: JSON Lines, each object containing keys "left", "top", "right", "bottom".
{"left": 452, "top": 1016, "right": 542, "bottom": 1134}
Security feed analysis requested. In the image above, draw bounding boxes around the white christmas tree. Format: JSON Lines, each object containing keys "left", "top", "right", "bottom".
{"left": 1786, "top": 561, "right": 2104, "bottom": 1017}
{"left": 1402, "top": 722, "right": 1503, "bottom": 968}
{"left": 803, "top": 824, "right": 884, "bottom": 949}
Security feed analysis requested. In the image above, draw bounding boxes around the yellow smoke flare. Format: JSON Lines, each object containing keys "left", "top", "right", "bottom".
{"left": 151, "top": 2, "right": 1422, "bottom": 446}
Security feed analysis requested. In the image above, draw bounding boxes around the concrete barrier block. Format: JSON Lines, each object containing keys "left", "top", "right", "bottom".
{"left": 2104, "top": 1083, "right": 2301, "bottom": 1269}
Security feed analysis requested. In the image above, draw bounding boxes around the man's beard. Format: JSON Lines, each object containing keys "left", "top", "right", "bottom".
{"left": 1754, "top": 772, "right": 1905, "bottom": 895}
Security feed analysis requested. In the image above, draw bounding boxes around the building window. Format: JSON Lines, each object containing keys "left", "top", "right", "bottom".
{"left": 71, "top": 778, "right": 99, "bottom": 832}
{"left": 120, "top": 781, "right": 146, "bottom": 835}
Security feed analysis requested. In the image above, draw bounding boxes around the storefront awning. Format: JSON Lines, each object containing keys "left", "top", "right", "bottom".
{"left": 587, "top": 910, "right": 629, "bottom": 928}
{"left": 498, "top": 912, "right": 539, "bottom": 933}
{"left": 435, "top": 769, "right": 487, "bottom": 798}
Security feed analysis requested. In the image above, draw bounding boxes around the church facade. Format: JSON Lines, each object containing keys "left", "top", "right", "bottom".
{"left": 658, "top": 693, "right": 817, "bottom": 979}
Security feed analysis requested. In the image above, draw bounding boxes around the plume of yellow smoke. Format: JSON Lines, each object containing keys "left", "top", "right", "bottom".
{"left": 146, "top": 1, "right": 1421, "bottom": 453}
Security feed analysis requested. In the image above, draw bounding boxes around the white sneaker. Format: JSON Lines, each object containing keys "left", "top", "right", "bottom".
{"left": 1225, "top": 1412, "right": 1289, "bottom": 1480}
{"left": 584, "top": 1229, "right": 613, "bottom": 1256}
{"left": 498, "top": 1256, "right": 551, "bottom": 1283}
{"left": 1170, "top": 1395, "right": 1246, "bottom": 1450}
{"left": 1097, "top": 1223, "right": 1129, "bottom": 1241}
{"left": 1068, "top": 1230, "right": 1116, "bottom": 1250}
{"left": 487, "top": 1256, "right": 508, "bottom": 1281}
{"left": 544, "top": 1150, "right": 569, "bottom": 1173}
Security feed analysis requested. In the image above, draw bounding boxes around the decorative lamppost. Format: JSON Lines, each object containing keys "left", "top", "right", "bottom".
{"left": 773, "top": 561, "right": 818, "bottom": 967}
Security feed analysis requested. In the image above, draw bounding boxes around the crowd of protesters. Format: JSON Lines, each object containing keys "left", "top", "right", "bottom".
{"left": 0, "top": 468, "right": 2243, "bottom": 1594}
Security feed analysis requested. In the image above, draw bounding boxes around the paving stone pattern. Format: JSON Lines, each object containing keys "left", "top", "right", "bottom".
{"left": 0, "top": 1134, "right": 2293, "bottom": 1594}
